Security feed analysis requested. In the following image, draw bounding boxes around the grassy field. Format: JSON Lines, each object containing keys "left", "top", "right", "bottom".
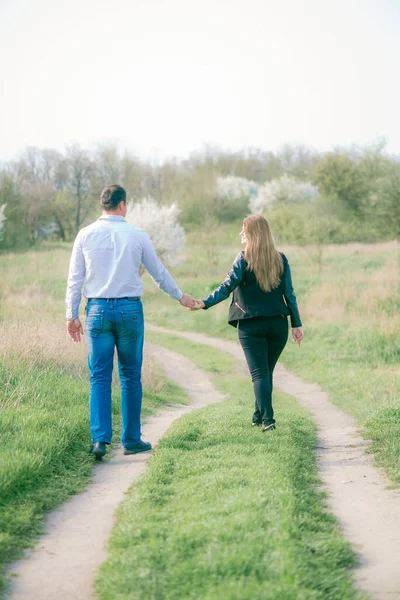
{"left": 140, "top": 230, "right": 400, "bottom": 484}
{"left": 0, "top": 227, "right": 398, "bottom": 596}
{"left": 1, "top": 232, "right": 399, "bottom": 485}
{"left": 97, "top": 335, "right": 364, "bottom": 600}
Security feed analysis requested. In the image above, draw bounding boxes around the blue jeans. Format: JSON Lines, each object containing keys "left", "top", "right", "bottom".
{"left": 85, "top": 298, "right": 144, "bottom": 448}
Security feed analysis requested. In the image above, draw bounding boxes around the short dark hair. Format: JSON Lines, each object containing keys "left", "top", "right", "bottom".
{"left": 100, "top": 185, "right": 126, "bottom": 210}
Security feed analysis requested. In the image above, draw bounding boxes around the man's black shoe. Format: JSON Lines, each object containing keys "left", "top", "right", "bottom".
{"left": 123, "top": 440, "right": 152, "bottom": 455}
{"left": 90, "top": 441, "right": 107, "bottom": 460}
{"left": 262, "top": 423, "right": 276, "bottom": 433}
{"left": 252, "top": 421, "right": 262, "bottom": 427}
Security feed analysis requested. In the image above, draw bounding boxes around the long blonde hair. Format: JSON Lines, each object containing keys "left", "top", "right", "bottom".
{"left": 243, "top": 215, "right": 283, "bottom": 292}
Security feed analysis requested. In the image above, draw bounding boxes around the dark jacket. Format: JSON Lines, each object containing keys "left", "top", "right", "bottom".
{"left": 203, "top": 252, "right": 302, "bottom": 328}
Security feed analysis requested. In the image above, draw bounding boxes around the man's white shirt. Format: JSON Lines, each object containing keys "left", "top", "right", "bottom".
{"left": 66, "top": 215, "right": 183, "bottom": 319}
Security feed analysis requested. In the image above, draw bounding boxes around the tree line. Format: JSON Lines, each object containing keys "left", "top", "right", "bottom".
{"left": 0, "top": 139, "right": 399, "bottom": 250}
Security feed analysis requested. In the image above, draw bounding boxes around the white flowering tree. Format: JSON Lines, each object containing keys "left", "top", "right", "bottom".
{"left": 0, "top": 204, "right": 6, "bottom": 242}
{"left": 215, "top": 176, "right": 259, "bottom": 221}
{"left": 250, "top": 174, "right": 319, "bottom": 214}
{"left": 126, "top": 197, "right": 185, "bottom": 266}
{"left": 216, "top": 176, "right": 259, "bottom": 203}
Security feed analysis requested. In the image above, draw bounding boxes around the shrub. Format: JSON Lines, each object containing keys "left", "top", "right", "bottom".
{"left": 313, "top": 153, "right": 367, "bottom": 214}
{"left": 214, "top": 176, "right": 259, "bottom": 222}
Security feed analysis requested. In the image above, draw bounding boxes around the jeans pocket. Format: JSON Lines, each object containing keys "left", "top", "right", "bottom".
{"left": 120, "top": 310, "right": 143, "bottom": 339}
{"left": 121, "top": 311, "right": 139, "bottom": 323}
{"left": 85, "top": 311, "right": 104, "bottom": 337}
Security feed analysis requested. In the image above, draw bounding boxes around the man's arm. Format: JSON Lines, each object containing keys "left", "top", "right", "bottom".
{"left": 141, "top": 234, "right": 193, "bottom": 306}
{"left": 66, "top": 233, "right": 86, "bottom": 341}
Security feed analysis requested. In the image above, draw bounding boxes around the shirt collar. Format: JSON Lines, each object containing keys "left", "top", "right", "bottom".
{"left": 99, "top": 215, "right": 126, "bottom": 221}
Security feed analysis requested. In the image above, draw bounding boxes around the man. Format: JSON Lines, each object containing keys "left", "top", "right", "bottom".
{"left": 66, "top": 184, "right": 194, "bottom": 460}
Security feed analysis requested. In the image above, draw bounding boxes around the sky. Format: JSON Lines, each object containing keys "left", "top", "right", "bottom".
{"left": 1, "top": 0, "right": 400, "bottom": 162}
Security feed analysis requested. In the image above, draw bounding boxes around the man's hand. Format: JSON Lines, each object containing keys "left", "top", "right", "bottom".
{"left": 292, "top": 327, "right": 304, "bottom": 347}
{"left": 67, "top": 319, "right": 84, "bottom": 343}
{"left": 179, "top": 293, "right": 196, "bottom": 309}
{"left": 189, "top": 299, "right": 205, "bottom": 311}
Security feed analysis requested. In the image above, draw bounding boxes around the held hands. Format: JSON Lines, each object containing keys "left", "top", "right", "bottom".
{"left": 66, "top": 319, "right": 84, "bottom": 343}
{"left": 179, "top": 293, "right": 196, "bottom": 309}
{"left": 178, "top": 293, "right": 204, "bottom": 311}
{"left": 292, "top": 327, "right": 304, "bottom": 347}
{"left": 190, "top": 299, "right": 205, "bottom": 311}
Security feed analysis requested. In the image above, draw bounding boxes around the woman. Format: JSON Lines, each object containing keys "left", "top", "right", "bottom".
{"left": 191, "top": 215, "right": 303, "bottom": 432}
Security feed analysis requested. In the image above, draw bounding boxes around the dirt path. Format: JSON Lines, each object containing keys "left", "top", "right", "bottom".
{"left": 7, "top": 344, "right": 225, "bottom": 600}
{"left": 8, "top": 325, "right": 400, "bottom": 600}
{"left": 147, "top": 324, "right": 400, "bottom": 600}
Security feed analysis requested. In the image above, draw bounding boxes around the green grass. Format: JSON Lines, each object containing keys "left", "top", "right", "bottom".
{"left": 0, "top": 354, "right": 184, "bottom": 597}
{"left": 138, "top": 236, "right": 400, "bottom": 486}
{"left": 0, "top": 230, "right": 398, "bottom": 596}
{"left": 2, "top": 235, "right": 399, "bottom": 486}
{"left": 364, "top": 408, "right": 400, "bottom": 484}
{"left": 96, "top": 336, "right": 364, "bottom": 600}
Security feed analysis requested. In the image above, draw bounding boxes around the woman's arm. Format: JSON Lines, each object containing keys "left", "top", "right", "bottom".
{"left": 282, "top": 256, "right": 302, "bottom": 328}
{"left": 202, "top": 253, "right": 246, "bottom": 309}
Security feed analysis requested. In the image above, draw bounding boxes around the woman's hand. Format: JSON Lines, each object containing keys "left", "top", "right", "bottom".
{"left": 189, "top": 299, "right": 205, "bottom": 311}
{"left": 292, "top": 327, "right": 304, "bottom": 346}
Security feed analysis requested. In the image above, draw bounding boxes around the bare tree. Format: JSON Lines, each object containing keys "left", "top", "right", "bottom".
{"left": 65, "top": 145, "right": 95, "bottom": 233}
{"left": 278, "top": 144, "right": 319, "bottom": 180}
{"left": 121, "top": 151, "right": 145, "bottom": 200}
{"left": 21, "top": 181, "right": 54, "bottom": 243}
{"left": 95, "top": 143, "right": 122, "bottom": 185}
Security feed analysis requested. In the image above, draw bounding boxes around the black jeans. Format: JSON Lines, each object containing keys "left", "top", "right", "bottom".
{"left": 238, "top": 316, "right": 288, "bottom": 425}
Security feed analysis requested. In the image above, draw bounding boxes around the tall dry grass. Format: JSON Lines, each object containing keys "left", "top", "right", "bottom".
{"left": 295, "top": 242, "right": 400, "bottom": 335}
{"left": 0, "top": 318, "right": 166, "bottom": 414}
